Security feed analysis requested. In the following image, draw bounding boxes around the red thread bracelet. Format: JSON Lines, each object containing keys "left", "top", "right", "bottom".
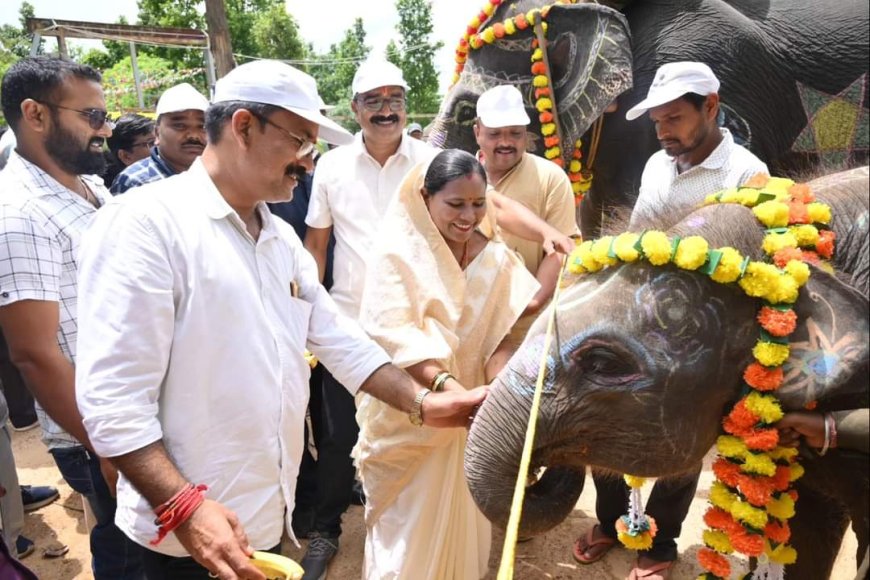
{"left": 150, "top": 483, "right": 208, "bottom": 546}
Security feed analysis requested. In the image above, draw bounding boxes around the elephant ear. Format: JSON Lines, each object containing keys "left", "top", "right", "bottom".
{"left": 777, "top": 267, "right": 869, "bottom": 410}
{"left": 544, "top": 3, "right": 633, "bottom": 140}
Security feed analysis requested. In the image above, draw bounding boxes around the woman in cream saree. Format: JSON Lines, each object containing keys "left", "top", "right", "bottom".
{"left": 354, "top": 150, "right": 540, "bottom": 580}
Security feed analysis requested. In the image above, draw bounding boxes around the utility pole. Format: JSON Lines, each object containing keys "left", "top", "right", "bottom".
{"left": 204, "top": 0, "right": 236, "bottom": 78}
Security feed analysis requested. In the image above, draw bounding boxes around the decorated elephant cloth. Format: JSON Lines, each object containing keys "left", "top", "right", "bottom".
{"left": 352, "top": 162, "right": 539, "bottom": 579}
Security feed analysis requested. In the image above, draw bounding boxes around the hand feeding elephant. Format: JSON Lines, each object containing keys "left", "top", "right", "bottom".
{"left": 463, "top": 167, "right": 869, "bottom": 579}
{"left": 429, "top": 0, "right": 869, "bottom": 236}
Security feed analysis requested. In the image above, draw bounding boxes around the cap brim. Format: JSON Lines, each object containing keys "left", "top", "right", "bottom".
{"left": 478, "top": 111, "right": 531, "bottom": 128}
{"left": 289, "top": 107, "right": 353, "bottom": 146}
{"left": 625, "top": 86, "right": 695, "bottom": 121}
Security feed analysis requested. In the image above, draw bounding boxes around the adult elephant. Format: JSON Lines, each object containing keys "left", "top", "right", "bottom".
{"left": 429, "top": 0, "right": 870, "bottom": 236}
{"left": 464, "top": 167, "right": 869, "bottom": 579}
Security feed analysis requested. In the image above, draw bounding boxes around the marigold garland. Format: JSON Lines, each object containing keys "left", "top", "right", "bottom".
{"left": 565, "top": 174, "right": 836, "bottom": 580}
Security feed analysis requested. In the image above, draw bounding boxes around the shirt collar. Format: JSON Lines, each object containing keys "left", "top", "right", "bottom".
{"left": 6, "top": 150, "right": 109, "bottom": 202}
{"left": 150, "top": 146, "right": 177, "bottom": 177}
{"left": 354, "top": 131, "right": 414, "bottom": 163}
{"left": 697, "top": 128, "right": 735, "bottom": 170}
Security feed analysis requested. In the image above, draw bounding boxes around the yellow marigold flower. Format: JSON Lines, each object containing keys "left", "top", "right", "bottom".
{"left": 767, "top": 446, "right": 798, "bottom": 462}
{"left": 566, "top": 255, "right": 586, "bottom": 274}
{"left": 640, "top": 231, "right": 671, "bottom": 265}
{"left": 541, "top": 22, "right": 548, "bottom": 33}
{"left": 789, "top": 463, "right": 805, "bottom": 481}
{"left": 765, "top": 177, "right": 795, "bottom": 192}
{"left": 624, "top": 475, "right": 645, "bottom": 488}
{"left": 452, "top": 73, "right": 460, "bottom": 85}
{"left": 469, "top": 35, "right": 484, "bottom": 49}
{"left": 770, "top": 274, "right": 799, "bottom": 304}
{"left": 571, "top": 182, "right": 582, "bottom": 194}
{"left": 526, "top": 9, "right": 538, "bottom": 24}
{"left": 541, "top": 122, "right": 556, "bottom": 136}
{"left": 569, "top": 160, "right": 582, "bottom": 173}
{"left": 740, "top": 451, "right": 777, "bottom": 477}
{"left": 753, "top": 341, "right": 790, "bottom": 367}
{"left": 717, "top": 188, "right": 742, "bottom": 204}
{"left": 710, "top": 481, "right": 738, "bottom": 510}
{"left": 752, "top": 201, "right": 790, "bottom": 228}
{"left": 710, "top": 247, "right": 744, "bottom": 284}
{"left": 591, "top": 237, "right": 618, "bottom": 267}
{"left": 716, "top": 435, "right": 747, "bottom": 459}
{"left": 730, "top": 499, "right": 769, "bottom": 529}
{"left": 789, "top": 224, "right": 820, "bottom": 247}
{"left": 785, "top": 260, "right": 810, "bottom": 287}
{"left": 703, "top": 530, "right": 734, "bottom": 554}
{"left": 470, "top": 16, "right": 481, "bottom": 28}
{"left": 767, "top": 493, "right": 796, "bottom": 520}
{"left": 483, "top": 2, "right": 495, "bottom": 15}
{"left": 704, "top": 193, "right": 719, "bottom": 205}
{"left": 544, "top": 147, "right": 561, "bottom": 159}
{"left": 767, "top": 543, "right": 798, "bottom": 565}
{"left": 613, "top": 232, "right": 641, "bottom": 262}
{"left": 674, "top": 236, "right": 709, "bottom": 270}
{"left": 536, "top": 98, "right": 553, "bottom": 112}
{"left": 618, "top": 530, "right": 654, "bottom": 551}
{"left": 531, "top": 48, "right": 543, "bottom": 61}
{"left": 762, "top": 231, "right": 798, "bottom": 255}
{"left": 504, "top": 19, "right": 517, "bottom": 35}
{"left": 806, "top": 202, "right": 832, "bottom": 224}
{"left": 481, "top": 28, "right": 496, "bottom": 44}
{"left": 575, "top": 240, "right": 602, "bottom": 272}
{"left": 578, "top": 180, "right": 592, "bottom": 193}
{"left": 533, "top": 74, "right": 549, "bottom": 88}
{"left": 739, "top": 262, "right": 781, "bottom": 298}
{"left": 744, "top": 391, "right": 784, "bottom": 424}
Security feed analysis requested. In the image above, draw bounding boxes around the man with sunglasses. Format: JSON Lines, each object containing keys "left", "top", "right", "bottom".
{"left": 103, "top": 113, "right": 156, "bottom": 186}
{"left": 301, "top": 58, "right": 436, "bottom": 578}
{"left": 0, "top": 56, "right": 145, "bottom": 578}
{"left": 111, "top": 83, "right": 208, "bottom": 194}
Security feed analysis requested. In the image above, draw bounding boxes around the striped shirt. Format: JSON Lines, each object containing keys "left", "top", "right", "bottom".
{"left": 110, "top": 145, "right": 176, "bottom": 194}
{"left": 0, "top": 151, "right": 110, "bottom": 449}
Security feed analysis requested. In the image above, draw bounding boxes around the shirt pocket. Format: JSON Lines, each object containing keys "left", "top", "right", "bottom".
{"left": 284, "top": 295, "right": 313, "bottom": 353}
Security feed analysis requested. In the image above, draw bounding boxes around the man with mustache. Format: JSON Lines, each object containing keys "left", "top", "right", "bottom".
{"left": 111, "top": 82, "right": 208, "bottom": 193}
{"left": 572, "top": 62, "right": 768, "bottom": 580}
{"left": 0, "top": 56, "right": 144, "bottom": 577}
{"left": 74, "top": 59, "right": 486, "bottom": 580}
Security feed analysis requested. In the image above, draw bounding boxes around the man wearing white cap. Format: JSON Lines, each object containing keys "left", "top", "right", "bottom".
{"left": 473, "top": 84, "right": 578, "bottom": 339}
{"left": 111, "top": 82, "right": 209, "bottom": 193}
{"left": 406, "top": 122, "right": 423, "bottom": 140}
{"left": 626, "top": 61, "right": 768, "bottom": 225}
{"left": 75, "top": 60, "right": 485, "bottom": 579}
{"left": 572, "top": 62, "right": 768, "bottom": 580}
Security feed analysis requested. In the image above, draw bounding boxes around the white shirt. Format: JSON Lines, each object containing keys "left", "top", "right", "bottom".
{"left": 630, "top": 129, "right": 768, "bottom": 225}
{"left": 0, "top": 152, "right": 110, "bottom": 449}
{"left": 75, "top": 159, "right": 391, "bottom": 556}
{"left": 306, "top": 133, "right": 436, "bottom": 318}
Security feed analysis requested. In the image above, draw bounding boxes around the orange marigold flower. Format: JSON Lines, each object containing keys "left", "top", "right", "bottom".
{"left": 788, "top": 199, "right": 809, "bottom": 225}
{"left": 765, "top": 520, "right": 791, "bottom": 544}
{"left": 698, "top": 547, "right": 732, "bottom": 578}
{"left": 772, "top": 466, "right": 791, "bottom": 491}
{"left": 743, "top": 363, "right": 783, "bottom": 392}
{"left": 729, "top": 528, "right": 765, "bottom": 557}
{"left": 804, "top": 400, "right": 818, "bottom": 410}
{"left": 816, "top": 229, "right": 835, "bottom": 259}
{"left": 467, "top": 26, "right": 478, "bottom": 36}
{"left": 544, "top": 136, "right": 560, "bottom": 148}
{"left": 478, "top": 10, "right": 488, "bottom": 22}
{"left": 801, "top": 249, "right": 821, "bottom": 264}
{"left": 737, "top": 472, "right": 775, "bottom": 506}
{"left": 772, "top": 247, "right": 804, "bottom": 268}
{"left": 787, "top": 489, "right": 799, "bottom": 502}
{"left": 535, "top": 87, "right": 551, "bottom": 99}
{"left": 492, "top": 23, "right": 506, "bottom": 38}
{"left": 531, "top": 61, "right": 547, "bottom": 75}
{"left": 743, "top": 173, "right": 770, "bottom": 188}
{"left": 704, "top": 507, "right": 742, "bottom": 534}
{"left": 515, "top": 13, "right": 528, "bottom": 29}
{"left": 788, "top": 182, "right": 815, "bottom": 203}
{"left": 569, "top": 172, "right": 584, "bottom": 183}
{"left": 712, "top": 457, "right": 741, "bottom": 487}
{"left": 742, "top": 428, "right": 780, "bottom": 452}
{"left": 551, "top": 157, "right": 564, "bottom": 168}
{"left": 539, "top": 112, "right": 554, "bottom": 124}
{"left": 757, "top": 306, "right": 797, "bottom": 337}
{"left": 724, "top": 399, "right": 758, "bottom": 433}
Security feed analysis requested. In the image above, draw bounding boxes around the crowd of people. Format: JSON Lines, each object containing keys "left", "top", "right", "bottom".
{"left": 0, "top": 51, "right": 865, "bottom": 580}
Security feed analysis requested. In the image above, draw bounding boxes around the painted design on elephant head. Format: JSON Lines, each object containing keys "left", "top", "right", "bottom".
{"left": 632, "top": 272, "right": 723, "bottom": 368}
{"left": 792, "top": 74, "right": 869, "bottom": 166}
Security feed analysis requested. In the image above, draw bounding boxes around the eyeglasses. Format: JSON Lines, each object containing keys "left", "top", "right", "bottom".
{"left": 251, "top": 112, "right": 317, "bottom": 159}
{"left": 36, "top": 101, "right": 114, "bottom": 130}
{"left": 127, "top": 139, "right": 156, "bottom": 151}
{"left": 357, "top": 96, "right": 406, "bottom": 113}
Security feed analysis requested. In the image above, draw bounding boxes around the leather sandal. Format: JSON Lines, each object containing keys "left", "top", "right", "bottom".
{"left": 572, "top": 524, "right": 617, "bottom": 564}
{"left": 627, "top": 557, "right": 674, "bottom": 580}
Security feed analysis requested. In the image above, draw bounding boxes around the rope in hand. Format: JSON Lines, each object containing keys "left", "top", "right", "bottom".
{"left": 496, "top": 254, "right": 570, "bottom": 579}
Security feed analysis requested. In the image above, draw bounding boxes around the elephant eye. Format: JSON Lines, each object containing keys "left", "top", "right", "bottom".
{"left": 572, "top": 345, "right": 638, "bottom": 384}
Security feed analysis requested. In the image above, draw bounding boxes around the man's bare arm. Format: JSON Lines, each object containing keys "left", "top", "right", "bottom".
{"left": 303, "top": 226, "right": 332, "bottom": 284}
{"left": 489, "top": 191, "right": 574, "bottom": 255}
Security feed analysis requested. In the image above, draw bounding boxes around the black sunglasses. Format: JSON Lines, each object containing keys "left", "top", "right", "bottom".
{"left": 36, "top": 100, "right": 115, "bottom": 130}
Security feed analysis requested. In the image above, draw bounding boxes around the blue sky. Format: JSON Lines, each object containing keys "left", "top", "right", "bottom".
{"left": 0, "top": 0, "right": 471, "bottom": 92}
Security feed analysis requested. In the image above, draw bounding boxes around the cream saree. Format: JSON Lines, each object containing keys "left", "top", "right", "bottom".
{"left": 354, "top": 162, "right": 539, "bottom": 580}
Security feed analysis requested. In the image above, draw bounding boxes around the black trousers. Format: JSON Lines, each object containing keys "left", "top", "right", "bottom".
{"left": 0, "top": 330, "right": 37, "bottom": 429}
{"left": 593, "top": 464, "right": 702, "bottom": 562}
{"left": 142, "top": 544, "right": 280, "bottom": 580}
{"left": 309, "top": 368, "right": 358, "bottom": 538}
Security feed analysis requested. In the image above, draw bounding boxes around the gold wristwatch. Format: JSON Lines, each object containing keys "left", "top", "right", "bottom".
{"left": 409, "top": 388, "right": 431, "bottom": 426}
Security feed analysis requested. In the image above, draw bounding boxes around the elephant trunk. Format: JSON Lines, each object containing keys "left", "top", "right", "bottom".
{"left": 465, "top": 373, "right": 585, "bottom": 537}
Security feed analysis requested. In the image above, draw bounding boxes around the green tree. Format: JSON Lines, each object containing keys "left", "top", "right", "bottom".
{"left": 310, "top": 18, "right": 370, "bottom": 111}
{"left": 252, "top": 4, "right": 306, "bottom": 61}
{"left": 389, "top": 0, "right": 442, "bottom": 114}
{"left": 0, "top": 2, "right": 38, "bottom": 125}
{"left": 101, "top": 53, "right": 177, "bottom": 112}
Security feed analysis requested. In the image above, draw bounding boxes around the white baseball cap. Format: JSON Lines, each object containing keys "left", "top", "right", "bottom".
{"left": 406, "top": 122, "right": 423, "bottom": 135}
{"left": 352, "top": 59, "right": 409, "bottom": 96}
{"left": 625, "top": 62, "right": 720, "bottom": 121}
{"left": 213, "top": 60, "right": 353, "bottom": 145}
{"left": 476, "top": 85, "right": 531, "bottom": 128}
{"left": 155, "top": 83, "right": 209, "bottom": 116}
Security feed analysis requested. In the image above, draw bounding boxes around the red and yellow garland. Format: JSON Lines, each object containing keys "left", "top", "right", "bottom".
{"left": 452, "top": 1, "right": 592, "bottom": 205}
{"left": 565, "top": 174, "right": 835, "bottom": 579}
